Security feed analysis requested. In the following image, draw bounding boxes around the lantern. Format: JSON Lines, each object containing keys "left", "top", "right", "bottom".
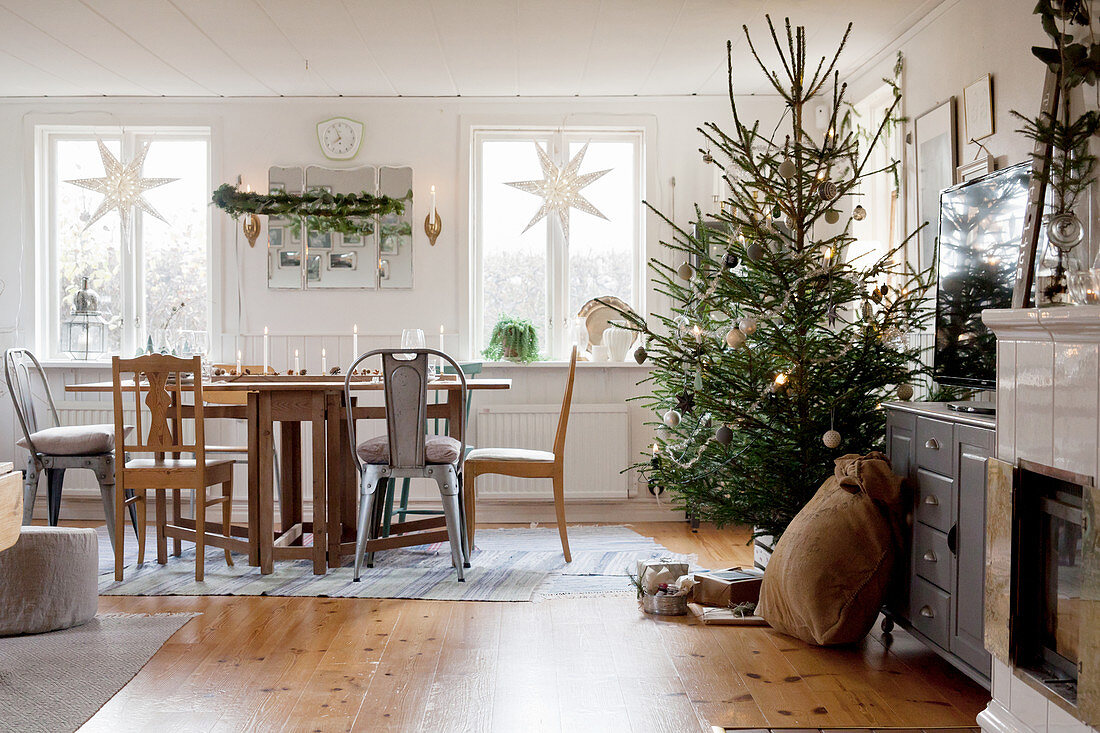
{"left": 60, "top": 277, "right": 109, "bottom": 360}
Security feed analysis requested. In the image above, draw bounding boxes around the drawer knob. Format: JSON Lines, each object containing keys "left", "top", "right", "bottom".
{"left": 924, "top": 495, "right": 939, "bottom": 506}
{"left": 919, "top": 605, "right": 935, "bottom": 619}
{"left": 924, "top": 437, "right": 940, "bottom": 450}
{"left": 923, "top": 550, "right": 937, "bottom": 563}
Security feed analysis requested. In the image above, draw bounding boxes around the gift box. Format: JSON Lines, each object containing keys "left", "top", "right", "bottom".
{"left": 691, "top": 567, "right": 764, "bottom": 608}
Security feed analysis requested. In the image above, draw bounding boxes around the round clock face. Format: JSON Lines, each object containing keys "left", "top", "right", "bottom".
{"left": 318, "top": 118, "right": 362, "bottom": 159}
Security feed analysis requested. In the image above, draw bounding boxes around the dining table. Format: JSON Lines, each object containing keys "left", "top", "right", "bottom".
{"left": 66, "top": 374, "right": 511, "bottom": 575}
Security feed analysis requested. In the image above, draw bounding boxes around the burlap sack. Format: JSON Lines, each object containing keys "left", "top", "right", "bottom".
{"left": 756, "top": 451, "right": 906, "bottom": 646}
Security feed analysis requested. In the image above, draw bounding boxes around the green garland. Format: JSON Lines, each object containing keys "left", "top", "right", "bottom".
{"left": 211, "top": 183, "right": 405, "bottom": 236}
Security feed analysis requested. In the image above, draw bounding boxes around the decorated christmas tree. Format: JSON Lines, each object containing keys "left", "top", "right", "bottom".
{"left": 623, "top": 18, "right": 932, "bottom": 538}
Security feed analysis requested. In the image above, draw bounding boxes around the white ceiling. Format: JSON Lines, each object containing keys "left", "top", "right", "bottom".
{"left": 0, "top": 0, "right": 948, "bottom": 98}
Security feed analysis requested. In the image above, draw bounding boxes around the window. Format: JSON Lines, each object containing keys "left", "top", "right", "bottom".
{"left": 471, "top": 127, "right": 644, "bottom": 359}
{"left": 37, "top": 126, "right": 211, "bottom": 359}
{"left": 849, "top": 84, "right": 904, "bottom": 273}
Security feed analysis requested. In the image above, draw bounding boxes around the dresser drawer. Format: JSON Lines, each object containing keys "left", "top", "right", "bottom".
{"left": 910, "top": 576, "right": 951, "bottom": 649}
{"left": 916, "top": 417, "right": 953, "bottom": 475}
{"left": 914, "top": 469, "right": 953, "bottom": 532}
{"left": 914, "top": 522, "right": 952, "bottom": 592}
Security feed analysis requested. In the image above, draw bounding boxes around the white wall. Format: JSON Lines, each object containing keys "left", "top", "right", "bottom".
{"left": 0, "top": 92, "right": 784, "bottom": 521}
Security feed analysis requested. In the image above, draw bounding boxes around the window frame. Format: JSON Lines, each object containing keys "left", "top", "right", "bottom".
{"left": 468, "top": 125, "right": 646, "bottom": 361}
{"left": 35, "top": 124, "right": 213, "bottom": 360}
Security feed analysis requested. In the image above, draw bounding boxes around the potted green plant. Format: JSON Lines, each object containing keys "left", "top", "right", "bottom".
{"left": 483, "top": 315, "right": 540, "bottom": 363}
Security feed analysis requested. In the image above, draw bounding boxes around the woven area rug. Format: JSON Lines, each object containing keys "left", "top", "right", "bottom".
{"left": 0, "top": 612, "right": 196, "bottom": 733}
{"left": 96, "top": 525, "right": 693, "bottom": 602}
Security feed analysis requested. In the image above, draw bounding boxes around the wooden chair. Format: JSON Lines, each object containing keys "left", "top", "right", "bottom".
{"left": 464, "top": 346, "right": 577, "bottom": 561}
{"left": 111, "top": 354, "right": 235, "bottom": 582}
{"left": 206, "top": 364, "right": 280, "bottom": 492}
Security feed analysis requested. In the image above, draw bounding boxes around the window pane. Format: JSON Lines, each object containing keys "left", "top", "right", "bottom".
{"left": 479, "top": 139, "right": 549, "bottom": 353}
{"left": 140, "top": 139, "right": 209, "bottom": 344}
{"left": 566, "top": 139, "right": 637, "bottom": 317}
{"left": 55, "top": 138, "right": 123, "bottom": 355}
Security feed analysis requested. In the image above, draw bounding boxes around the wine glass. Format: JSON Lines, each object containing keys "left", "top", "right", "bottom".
{"left": 398, "top": 328, "right": 425, "bottom": 362}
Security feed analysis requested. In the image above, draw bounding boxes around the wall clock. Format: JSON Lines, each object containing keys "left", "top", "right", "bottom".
{"left": 316, "top": 117, "right": 363, "bottom": 160}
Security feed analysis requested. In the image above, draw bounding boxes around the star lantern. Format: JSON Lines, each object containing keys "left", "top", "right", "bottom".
{"left": 505, "top": 142, "right": 612, "bottom": 239}
{"left": 66, "top": 139, "right": 178, "bottom": 241}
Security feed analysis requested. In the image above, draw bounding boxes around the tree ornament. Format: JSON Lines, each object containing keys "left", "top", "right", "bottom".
{"left": 663, "top": 409, "right": 682, "bottom": 428}
{"left": 504, "top": 142, "right": 612, "bottom": 239}
{"left": 771, "top": 204, "right": 782, "bottom": 219}
{"left": 824, "top": 209, "right": 841, "bottom": 224}
{"left": 738, "top": 317, "right": 757, "bottom": 335}
{"left": 702, "top": 150, "right": 714, "bottom": 164}
{"left": 724, "top": 327, "right": 746, "bottom": 348}
{"left": 724, "top": 251, "right": 740, "bottom": 270}
{"left": 746, "top": 241, "right": 766, "bottom": 261}
{"left": 818, "top": 180, "right": 838, "bottom": 201}
{"left": 778, "top": 157, "right": 796, "bottom": 179}
{"left": 822, "top": 429, "right": 842, "bottom": 449}
{"left": 896, "top": 383, "right": 915, "bottom": 401}
{"left": 677, "top": 262, "right": 694, "bottom": 280}
{"left": 852, "top": 204, "right": 867, "bottom": 221}
{"left": 1048, "top": 211, "right": 1085, "bottom": 250}
{"left": 676, "top": 391, "right": 695, "bottom": 414}
{"left": 861, "top": 301, "right": 874, "bottom": 321}
{"left": 715, "top": 425, "right": 733, "bottom": 445}
{"left": 633, "top": 345, "right": 648, "bottom": 364}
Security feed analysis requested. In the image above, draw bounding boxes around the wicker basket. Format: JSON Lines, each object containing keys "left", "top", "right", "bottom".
{"left": 640, "top": 592, "right": 689, "bottom": 616}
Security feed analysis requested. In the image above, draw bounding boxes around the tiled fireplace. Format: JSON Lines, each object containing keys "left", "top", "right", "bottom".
{"left": 982, "top": 308, "right": 1100, "bottom": 733}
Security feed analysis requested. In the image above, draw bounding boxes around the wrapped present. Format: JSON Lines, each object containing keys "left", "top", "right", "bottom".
{"left": 691, "top": 567, "right": 764, "bottom": 608}
{"left": 636, "top": 560, "right": 690, "bottom": 595}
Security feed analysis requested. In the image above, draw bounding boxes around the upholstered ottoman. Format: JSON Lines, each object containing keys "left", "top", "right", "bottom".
{"left": 0, "top": 526, "right": 98, "bottom": 636}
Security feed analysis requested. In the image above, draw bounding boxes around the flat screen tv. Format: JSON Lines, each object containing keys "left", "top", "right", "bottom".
{"left": 933, "top": 162, "right": 1029, "bottom": 390}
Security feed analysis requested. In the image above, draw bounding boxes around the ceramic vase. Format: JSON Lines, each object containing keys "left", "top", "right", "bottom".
{"left": 602, "top": 321, "right": 635, "bottom": 362}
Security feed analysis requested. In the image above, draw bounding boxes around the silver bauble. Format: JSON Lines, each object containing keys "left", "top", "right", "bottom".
{"left": 852, "top": 204, "right": 867, "bottom": 221}
{"left": 677, "top": 262, "right": 694, "bottom": 280}
{"left": 778, "top": 158, "right": 796, "bottom": 179}
{"left": 1048, "top": 212, "right": 1085, "bottom": 250}
{"left": 725, "top": 327, "right": 746, "bottom": 348}
{"left": 738, "top": 317, "right": 758, "bottom": 335}
{"left": 746, "top": 242, "right": 766, "bottom": 261}
{"left": 663, "top": 409, "right": 682, "bottom": 428}
{"left": 715, "top": 425, "right": 733, "bottom": 445}
{"left": 896, "top": 383, "right": 915, "bottom": 401}
{"left": 822, "top": 429, "right": 842, "bottom": 449}
{"left": 634, "top": 346, "right": 648, "bottom": 365}
{"left": 824, "top": 209, "right": 841, "bottom": 224}
{"left": 818, "top": 180, "right": 838, "bottom": 201}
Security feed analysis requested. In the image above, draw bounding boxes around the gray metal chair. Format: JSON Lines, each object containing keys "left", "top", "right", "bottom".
{"left": 4, "top": 348, "right": 138, "bottom": 550}
{"left": 345, "top": 348, "right": 469, "bottom": 582}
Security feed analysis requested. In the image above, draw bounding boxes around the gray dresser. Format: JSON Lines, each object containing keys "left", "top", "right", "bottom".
{"left": 883, "top": 401, "right": 994, "bottom": 688}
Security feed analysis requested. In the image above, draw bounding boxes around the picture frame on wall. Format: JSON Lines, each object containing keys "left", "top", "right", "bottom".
{"left": 957, "top": 155, "right": 994, "bottom": 183}
{"left": 963, "top": 74, "right": 994, "bottom": 142}
{"left": 914, "top": 98, "right": 957, "bottom": 270}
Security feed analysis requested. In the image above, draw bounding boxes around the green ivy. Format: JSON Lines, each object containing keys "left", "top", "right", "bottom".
{"left": 211, "top": 184, "right": 405, "bottom": 236}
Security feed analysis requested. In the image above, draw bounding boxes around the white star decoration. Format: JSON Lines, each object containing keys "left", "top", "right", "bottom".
{"left": 66, "top": 140, "right": 178, "bottom": 237}
{"left": 505, "top": 142, "right": 612, "bottom": 239}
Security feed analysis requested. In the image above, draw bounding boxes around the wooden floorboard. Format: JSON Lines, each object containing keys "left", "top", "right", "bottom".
{"left": 73, "top": 521, "right": 989, "bottom": 732}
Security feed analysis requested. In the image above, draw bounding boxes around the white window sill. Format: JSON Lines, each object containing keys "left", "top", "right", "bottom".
{"left": 37, "top": 359, "right": 113, "bottom": 369}
{"left": 480, "top": 361, "right": 650, "bottom": 369}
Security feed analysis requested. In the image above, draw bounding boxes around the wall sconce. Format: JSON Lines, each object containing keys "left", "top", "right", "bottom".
{"left": 424, "top": 184, "right": 442, "bottom": 246}
{"left": 241, "top": 184, "right": 261, "bottom": 248}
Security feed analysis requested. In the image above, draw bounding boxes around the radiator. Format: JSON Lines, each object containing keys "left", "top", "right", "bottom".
{"left": 472, "top": 404, "right": 630, "bottom": 500}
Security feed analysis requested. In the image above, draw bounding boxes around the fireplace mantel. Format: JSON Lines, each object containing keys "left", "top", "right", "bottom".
{"left": 979, "top": 306, "right": 1100, "bottom": 733}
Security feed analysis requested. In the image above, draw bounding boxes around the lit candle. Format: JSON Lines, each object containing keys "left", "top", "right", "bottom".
{"left": 430, "top": 185, "right": 437, "bottom": 215}
{"left": 262, "top": 326, "right": 269, "bottom": 375}
{"left": 693, "top": 324, "right": 703, "bottom": 344}
{"left": 321, "top": 348, "right": 327, "bottom": 374}
{"left": 352, "top": 324, "right": 359, "bottom": 359}
{"left": 294, "top": 349, "right": 300, "bottom": 374}
{"left": 236, "top": 349, "right": 242, "bottom": 376}
{"left": 439, "top": 324, "right": 445, "bottom": 353}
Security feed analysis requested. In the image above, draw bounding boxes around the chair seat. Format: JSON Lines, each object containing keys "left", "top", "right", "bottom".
{"left": 125, "top": 456, "right": 235, "bottom": 470}
{"left": 466, "top": 447, "right": 555, "bottom": 463}
{"left": 357, "top": 435, "right": 461, "bottom": 465}
{"left": 16, "top": 424, "right": 131, "bottom": 456}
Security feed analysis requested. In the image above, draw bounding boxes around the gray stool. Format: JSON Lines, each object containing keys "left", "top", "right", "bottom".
{"left": 0, "top": 526, "right": 98, "bottom": 636}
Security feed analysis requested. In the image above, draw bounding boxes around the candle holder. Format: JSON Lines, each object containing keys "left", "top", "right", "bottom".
{"left": 242, "top": 213, "right": 261, "bottom": 248}
{"left": 424, "top": 209, "right": 442, "bottom": 246}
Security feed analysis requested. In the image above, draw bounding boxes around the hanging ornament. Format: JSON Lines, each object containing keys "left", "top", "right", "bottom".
{"left": 896, "top": 383, "right": 915, "bottom": 401}
{"left": 870, "top": 287, "right": 883, "bottom": 303}
{"left": 824, "top": 209, "right": 841, "bottom": 224}
{"left": 771, "top": 204, "right": 782, "bottom": 219}
{"left": 675, "top": 390, "right": 695, "bottom": 414}
{"left": 725, "top": 327, "right": 746, "bottom": 348}
{"left": 738, "top": 317, "right": 757, "bottom": 335}
{"left": 822, "top": 429, "right": 842, "bottom": 449}
{"left": 852, "top": 204, "right": 867, "bottom": 221}
{"left": 778, "top": 157, "right": 796, "bottom": 179}
{"left": 663, "top": 409, "right": 682, "bottom": 428}
{"left": 818, "top": 180, "right": 839, "bottom": 201}
{"left": 693, "top": 366, "right": 703, "bottom": 392}
{"left": 702, "top": 149, "right": 714, "bottom": 164}
{"left": 633, "top": 345, "right": 648, "bottom": 364}
{"left": 1048, "top": 211, "right": 1085, "bottom": 250}
{"left": 746, "top": 241, "right": 766, "bottom": 261}
{"left": 677, "top": 262, "right": 694, "bottom": 280}
{"left": 723, "top": 251, "right": 740, "bottom": 270}
{"left": 862, "top": 301, "right": 874, "bottom": 321}
{"left": 505, "top": 142, "right": 612, "bottom": 239}
{"left": 65, "top": 140, "right": 179, "bottom": 241}
{"left": 715, "top": 425, "right": 733, "bottom": 445}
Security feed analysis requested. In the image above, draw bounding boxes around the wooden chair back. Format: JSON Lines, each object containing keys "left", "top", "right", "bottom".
{"left": 552, "top": 346, "right": 579, "bottom": 459}
{"left": 112, "top": 354, "right": 206, "bottom": 463}
{"left": 4, "top": 348, "right": 61, "bottom": 457}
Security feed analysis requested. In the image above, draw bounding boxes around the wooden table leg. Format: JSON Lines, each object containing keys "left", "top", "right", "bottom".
{"left": 258, "top": 392, "right": 275, "bottom": 575}
{"left": 311, "top": 392, "right": 328, "bottom": 574}
{"left": 246, "top": 392, "right": 260, "bottom": 567}
{"left": 169, "top": 411, "right": 182, "bottom": 556}
{"left": 325, "top": 392, "right": 343, "bottom": 568}
{"left": 447, "top": 388, "right": 465, "bottom": 443}
{"left": 279, "top": 421, "right": 302, "bottom": 534}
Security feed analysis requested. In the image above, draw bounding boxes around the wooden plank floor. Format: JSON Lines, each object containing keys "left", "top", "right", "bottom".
{"left": 73, "top": 522, "right": 988, "bottom": 732}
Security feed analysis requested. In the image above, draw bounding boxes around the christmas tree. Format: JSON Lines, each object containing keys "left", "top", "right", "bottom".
{"left": 623, "top": 18, "right": 932, "bottom": 538}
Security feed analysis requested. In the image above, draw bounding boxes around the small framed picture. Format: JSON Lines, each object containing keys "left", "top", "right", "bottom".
{"left": 963, "top": 75, "right": 994, "bottom": 142}
{"left": 957, "top": 155, "right": 994, "bottom": 183}
{"left": 330, "top": 252, "right": 357, "bottom": 269}
{"left": 306, "top": 253, "right": 322, "bottom": 281}
{"left": 268, "top": 227, "right": 283, "bottom": 248}
{"left": 279, "top": 250, "right": 301, "bottom": 268}
{"left": 308, "top": 230, "right": 331, "bottom": 250}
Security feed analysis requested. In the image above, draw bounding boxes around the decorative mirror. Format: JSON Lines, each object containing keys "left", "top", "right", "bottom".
{"left": 378, "top": 166, "right": 414, "bottom": 289}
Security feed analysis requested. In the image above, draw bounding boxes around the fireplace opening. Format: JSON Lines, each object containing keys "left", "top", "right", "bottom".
{"left": 1013, "top": 460, "right": 1088, "bottom": 704}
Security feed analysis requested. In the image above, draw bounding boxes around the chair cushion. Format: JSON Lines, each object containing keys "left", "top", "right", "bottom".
{"left": 466, "top": 447, "right": 554, "bottom": 463}
{"left": 16, "top": 424, "right": 131, "bottom": 456}
{"left": 357, "top": 435, "right": 462, "bottom": 465}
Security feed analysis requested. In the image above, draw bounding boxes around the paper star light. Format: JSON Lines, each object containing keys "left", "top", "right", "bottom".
{"left": 66, "top": 139, "right": 178, "bottom": 236}
{"left": 505, "top": 142, "right": 612, "bottom": 238}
